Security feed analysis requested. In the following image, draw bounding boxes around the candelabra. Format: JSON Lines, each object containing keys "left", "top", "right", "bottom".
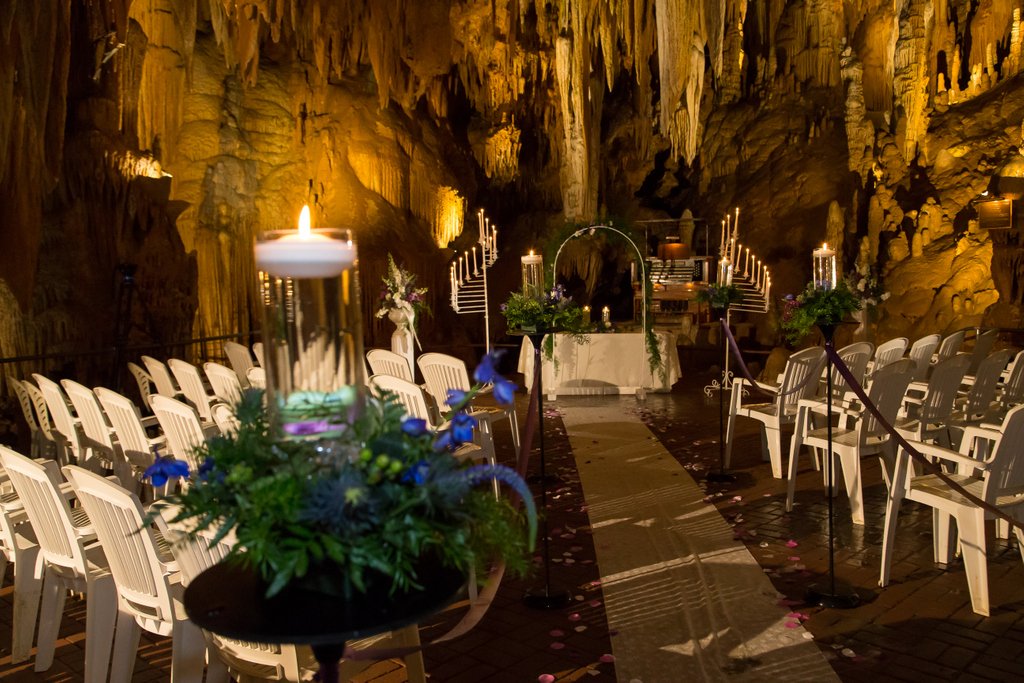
{"left": 449, "top": 209, "right": 499, "bottom": 352}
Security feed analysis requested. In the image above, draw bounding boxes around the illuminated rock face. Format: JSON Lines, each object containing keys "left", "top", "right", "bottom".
{"left": 2, "top": 0, "right": 1024, "bottom": 361}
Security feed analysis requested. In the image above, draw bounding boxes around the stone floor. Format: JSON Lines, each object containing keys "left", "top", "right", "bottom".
{"left": 1, "top": 366, "right": 1023, "bottom": 681}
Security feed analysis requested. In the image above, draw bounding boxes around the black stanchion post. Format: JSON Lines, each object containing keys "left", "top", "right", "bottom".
{"left": 524, "top": 333, "right": 571, "bottom": 610}
{"left": 806, "top": 325, "right": 861, "bottom": 609}
{"left": 708, "top": 311, "right": 736, "bottom": 483}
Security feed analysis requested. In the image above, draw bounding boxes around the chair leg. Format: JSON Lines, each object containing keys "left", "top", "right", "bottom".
{"left": 505, "top": 409, "right": 521, "bottom": 459}
{"left": 879, "top": 485, "right": 905, "bottom": 588}
{"left": 955, "top": 508, "right": 990, "bottom": 616}
{"left": 724, "top": 389, "right": 741, "bottom": 469}
{"left": 933, "top": 509, "right": 956, "bottom": 565}
{"left": 11, "top": 543, "right": 41, "bottom": 664}
{"left": 765, "top": 426, "right": 783, "bottom": 479}
{"left": 837, "top": 449, "right": 865, "bottom": 525}
{"left": 34, "top": 566, "right": 65, "bottom": 672}
{"left": 203, "top": 641, "right": 230, "bottom": 683}
{"left": 394, "top": 624, "right": 426, "bottom": 683}
{"left": 109, "top": 610, "right": 141, "bottom": 683}
{"left": 84, "top": 573, "right": 118, "bottom": 683}
{"left": 170, "top": 617, "right": 208, "bottom": 683}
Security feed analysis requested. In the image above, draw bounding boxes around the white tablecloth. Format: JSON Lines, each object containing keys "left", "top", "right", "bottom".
{"left": 517, "top": 332, "right": 680, "bottom": 397}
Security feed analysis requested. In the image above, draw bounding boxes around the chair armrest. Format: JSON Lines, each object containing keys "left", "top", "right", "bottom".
{"left": 904, "top": 440, "right": 988, "bottom": 472}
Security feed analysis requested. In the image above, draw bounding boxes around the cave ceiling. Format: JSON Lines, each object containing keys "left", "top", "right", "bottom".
{"left": 1, "top": 0, "right": 1023, "bottom": 361}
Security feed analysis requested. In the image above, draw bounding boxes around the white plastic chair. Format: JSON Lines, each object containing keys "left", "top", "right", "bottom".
{"left": 62, "top": 379, "right": 125, "bottom": 481}
{"left": 168, "top": 358, "right": 221, "bottom": 425}
{"left": 0, "top": 446, "right": 116, "bottom": 680}
{"left": 418, "top": 353, "right": 521, "bottom": 460}
{"left": 367, "top": 348, "right": 415, "bottom": 382}
{"left": 211, "top": 404, "right": 240, "bottom": 436}
{"left": 142, "top": 356, "right": 183, "bottom": 399}
{"left": 252, "top": 341, "right": 265, "bottom": 368}
{"left": 868, "top": 337, "right": 908, "bottom": 377}
{"left": 933, "top": 329, "right": 966, "bottom": 364}
{"left": 33, "top": 374, "right": 83, "bottom": 466}
{"left": 127, "top": 361, "right": 157, "bottom": 413}
{"left": 0, "top": 468, "right": 42, "bottom": 664}
{"left": 826, "top": 341, "right": 873, "bottom": 401}
{"left": 787, "top": 359, "right": 915, "bottom": 525}
{"left": 247, "top": 366, "right": 266, "bottom": 390}
{"left": 725, "top": 346, "right": 827, "bottom": 479}
{"left": 998, "top": 349, "right": 1024, "bottom": 410}
{"left": 8, "top": 376, "right": 45, "bottom": 459}
{"left": 966, "top": 328, "right": 999, "bottom": 377}
{"left": 151, "top": 395, "right": 210, "bottom": 474}
{"left": 224, "top": 341, "right": 256, "bottom": 389}
{"left": 879, "top": 403, "right": 1024, "bottom": 616}
{"left": 896, "top": 354, "right": 971, "bottom": 445}
{"left": 204, "top": 362, "right": 243, "bottom": 406}
{"left": 21, "top": 380, "right": 59, "bottom": 460}
{"left": 907, "top": 334, "right": 941, "bottom": 382}
{"left": 63, "top": 465, "right": 216, "bottom": 682}
{"left": 95, "top": 388, "right": 167, "bottom": 497}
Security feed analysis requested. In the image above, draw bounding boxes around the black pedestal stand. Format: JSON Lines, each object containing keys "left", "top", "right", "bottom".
{"left": 523, "top": 332, "right": 571, "bottom": 610}
{"left": 805, "top": 324, "right": 861, "bottom": 609}
{"left": 707, "top": 311, "right": 736, "bottom": 484}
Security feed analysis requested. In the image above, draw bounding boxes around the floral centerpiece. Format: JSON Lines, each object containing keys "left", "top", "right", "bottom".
{"left": 149, "top": 352, "right": 535, "bottom": 598}
{"left": 696, "top": 283, "right": 744, "bottom": 310}
{"left": 846, "top": 265, "right": 890, "bottom": 308}
{"left": 781, "top": 281, "right": 861, "bottom": 345}
{"left": 502, "top": 284, "right": 590, "bottom": 359}
{"left": 376, "top": 255, "right": 429, "bottom": 333}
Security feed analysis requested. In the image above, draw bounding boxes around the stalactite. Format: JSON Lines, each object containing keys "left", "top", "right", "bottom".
{"left": 655, "top": 0, "right": 713, "bottom": 164}
{"left": 892, "top": 0, "right": 934, "bottom": 163}
{"left": 840, "top": 46, "right": 875, "bottom": 180}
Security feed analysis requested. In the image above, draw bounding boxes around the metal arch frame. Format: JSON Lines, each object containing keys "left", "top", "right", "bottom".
{"left": 551, "top": 224, "right": 649, "bottom": 372}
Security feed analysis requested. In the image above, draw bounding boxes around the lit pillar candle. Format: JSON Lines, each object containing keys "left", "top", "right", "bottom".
{"left": 583, "top": 305, "right": 591, "bottom": 325}
{"left": 255, "top": 206, "right": 355, "bottom": 278}
{"left": 521, "top": 250, "right": 544, "bottom": 297}
{"left": 812, "top": 243, "right": 836, "bottom": 289}
{"left": 601, "top": 306, "right": 611, "bottom": 324}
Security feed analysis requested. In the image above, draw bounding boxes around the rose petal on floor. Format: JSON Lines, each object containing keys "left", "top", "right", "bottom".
{"left": 786, "top": 539, "right": 799, "bottom": 548}
{"left": 599, "top": 654, "right": 616, "bottom": 663}
{"left": 538, "top": 675, "right": 556, "bottom": 683}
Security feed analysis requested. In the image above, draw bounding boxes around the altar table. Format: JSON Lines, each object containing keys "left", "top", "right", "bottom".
{"left": 517, "top": 331, "right": 680, "bottom": 397}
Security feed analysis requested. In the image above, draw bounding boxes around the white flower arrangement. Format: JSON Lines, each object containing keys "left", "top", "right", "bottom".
{"left": 846, "top": 264, "right": 890, "bottom": 308}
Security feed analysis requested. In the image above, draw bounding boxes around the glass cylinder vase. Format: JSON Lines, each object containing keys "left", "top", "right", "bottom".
{"left": 255, "top": 227, "right": 366, "bottom": 438}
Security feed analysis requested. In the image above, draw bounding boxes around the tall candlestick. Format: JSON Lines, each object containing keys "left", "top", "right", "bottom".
{"left": 720, "top": 219, "right": 726, "bottom": 254}
{"left": 744, "top": 247, "right": 750, "bottom": 275}
{"left": 472, "top": 246, "right": 478, "bottom": 274}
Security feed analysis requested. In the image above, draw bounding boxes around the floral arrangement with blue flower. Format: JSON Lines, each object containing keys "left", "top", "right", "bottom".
{"left": 147, "top": 351, "right": 535, "bottom": 598}
{"left": 781, "top": 280, "right": 861, "bottom": 345}
{"left": 501, "top": 284, "right": 590, "bottom": 361}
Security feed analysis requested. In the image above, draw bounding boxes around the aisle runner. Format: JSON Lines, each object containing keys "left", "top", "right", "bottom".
{"left": 561, "top": 405, "right": 838, "bottom": 682}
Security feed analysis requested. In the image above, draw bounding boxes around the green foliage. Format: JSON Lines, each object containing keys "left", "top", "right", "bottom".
{"left": 781, "top": 281, "right": 862, "bottom": 345}
{"left": 696, "top": 283, "right": 744, "bottom": 309}
{"left": 156, "top": 389, "right": 533, "bottom": 598}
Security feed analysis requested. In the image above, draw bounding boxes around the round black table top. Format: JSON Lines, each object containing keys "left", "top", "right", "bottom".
{"left": 183, "top": 559, "right": 466, "bottom": 647}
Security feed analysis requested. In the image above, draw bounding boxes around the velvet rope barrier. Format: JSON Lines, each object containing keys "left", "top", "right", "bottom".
{"left": 825, "top": 345, "right": 1024, "bottom": 534}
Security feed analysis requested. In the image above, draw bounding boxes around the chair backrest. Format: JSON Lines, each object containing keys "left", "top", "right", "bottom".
{"left": 142, "top": 356, "right": 180, "bottom": 398}
{"left": 211, "top": 403, "right": 240, "bottom": 436}
{"left": 918, "top": 354, "right": 971, "bottom": 422}
{"left": 418, "top": 353, "right": 472, "bottom": 413}
{"left": 61, "top": 379, "right": 116, "bottom": 454}
{"left": 95, "top": 387, "right": 156, "bottom": 471}
{"left": 22, "top": 379, "right": 56, "bottom": 439}
{"left": 968, "top": 328, "right": 999, "bottom": 376}
{"left": 1000, "top": 349, "right": 1024, "bottom": 409}
{"left": 981, "top": 404, "right": 1024, "bottom": 505}
{"left": 907, "top": 334, "right": 941, "bottom": 381}
{"left": 779, "top": 347, "right": 827, "bottom": 409}
{"left": 204, "top": 362, "right": 242, "bottom": 406}
{"left": 127, "top": 361, "right": 156, "bottom": 411}
{"left": 860, "top": 359, "right": 915, "bottom": 440}
{"left": 223, "top": 341, "right": 255, "bottom": 388}
{"left": 151, "top": 395, "right": 206, "bottom": 472}
{"left": 831, "top": 342, "right": 873, "bottom": 399}
{"left": 247, "top": 366, "right": 266, "bottom": 390}
{"left": 0, "top": 446, "right": 87, "bottom": 574}
{"left": 168, "top": 359, "right": 215, "bottom": 423}
{"left": 873, "top": 337, "right": 909, "bottom": 371}
{"left": 367, "top": 349, "right": 415, "bottom": 382}
{"left": 62, "top": 466, "right": 177, "bottom": 627}
{"left": 7, "top": 376, "right": 39, "bottom": 435}
{"left": 370, "top": 375, "right": 433, "bottom": 422}
{"left": 33, "top": 374, "right": 82, "bottom": 461}
{"left": 935, "top": 329, "right": 966, "bottom": 363}
{"left": 252, "top": 342, "right": 265, "bottom": 368}
{"left": 961, "top": 349, "right": 1013, "bottom": 418}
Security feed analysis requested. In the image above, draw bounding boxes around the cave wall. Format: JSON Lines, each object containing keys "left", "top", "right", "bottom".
{"left": 3, "top": 0, "right": 1024, "bottom": 373}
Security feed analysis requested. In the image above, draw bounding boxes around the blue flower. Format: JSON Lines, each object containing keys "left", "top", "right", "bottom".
{"left": 402, "top": 459, "right": 430, "bottom": 484}
{"left": 198, "top": 456, "right": 216, "bottom": 481}
{"left": 144, "top": 455, "right": 190, "bottom": 487}
{"left": 401, "top": 418, "right": 428, "bottom": 436}
{"left": 493, "top": 377, "right": 516, "bottom": 405}
{"left": 433, "top": 411, "right": 478, "bottom": 451}
{"left": 473, "top": 351, "right": 501, "bottom": 383}
{"left": 446, "top": 389, "right": 468, "bottom": 407}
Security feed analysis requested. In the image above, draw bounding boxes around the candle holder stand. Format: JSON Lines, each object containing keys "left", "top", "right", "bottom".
{"left": 450, "top": 211, "right": 498, "bottom": 353}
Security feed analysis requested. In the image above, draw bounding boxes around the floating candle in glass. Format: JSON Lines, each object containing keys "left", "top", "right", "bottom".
{"left": 521, "top": 250, "right": 544, "bottom": 298}
{"left": 812, "top": 242, "right": 837, "bottom": 290}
